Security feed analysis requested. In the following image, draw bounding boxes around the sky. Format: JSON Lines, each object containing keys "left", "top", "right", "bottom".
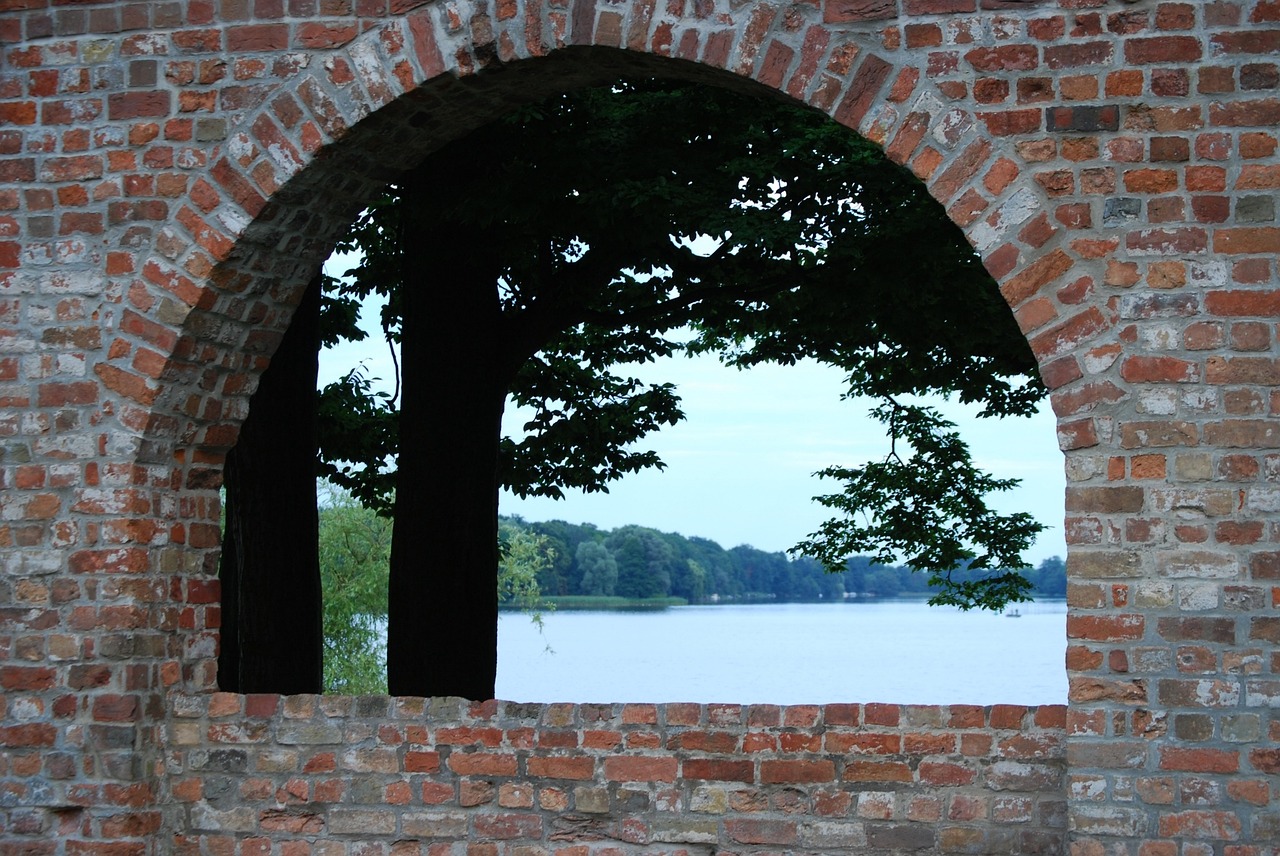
{"left": 319, "top": 256, "right": 1068, "bottom": 566}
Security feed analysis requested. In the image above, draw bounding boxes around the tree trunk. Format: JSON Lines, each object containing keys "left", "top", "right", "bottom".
{"left": 387, "top": 183, "right": 506, "bottom": 699}
{"left": 218, "top": 275, "right": 324, "bottom": 694}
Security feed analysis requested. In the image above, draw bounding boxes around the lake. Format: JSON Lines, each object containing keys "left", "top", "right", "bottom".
{"left": 495, "top": 599, "right": 1067, "bottom": 706}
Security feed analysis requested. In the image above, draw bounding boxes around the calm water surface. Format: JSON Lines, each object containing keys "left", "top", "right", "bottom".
{"left": 496, "top": 600, "right": 1066, "bottom": 706}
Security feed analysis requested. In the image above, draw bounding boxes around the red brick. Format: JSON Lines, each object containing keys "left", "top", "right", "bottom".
{"left": 0, "top": 101, "right": 38, "bottom": 128}
{"left": 226, "top": 23, "right": 290, "bottom": 51}
{"left": 1249, "top": 747, "right": 1280, "bottom": 774}
{"left": 1043, "top": 41, "right": 1110, "bottom": 70}
{"left": 822, "top": 703, "right": 858, "bottom": 726}
{"left": 1204, "top": 289, "right": 1280, "bottom": 316}
{"left": 107, "top": 91, "right": 170, "bottom": 121}
{"left": 1001, "top": 248, "right": 1075, "bottom": 307}
{"left": 403, "top": 751, "right": 440, "bottom": 773}
{"left": 823, "top": 0, "right": 895, "bottom": 24}
{"left": 1157, "top": 810, "right": 1242, "bottom": 840}
{"left": 473, "top": 813, "right": 542, "bottom": 840}
{"left": 966, "top": 45, "right": 1037, "bottom": 72}
{"left": 582, "top": 730, "right": 620, "bottom": 749}
{"left": 1068, "top": 614, "right": 1145, "bottom": 641}
{"left": 1030, "top": 306, "right": 1109, "bottom": 360}
{"left": 1120, "top": 356, "right": 1200, "bottom": 384}
{"left": 602, "top": 756, "right": 677, "bottom": 782}
{"left": 1214, "top": 228, "right": 1280, "bottom": 255}
{"left": 725, "top": 818, "right": 798, "bottom": 845}
{"left": 1211, "top": 98, "right": 1280, "bottom": 127}
{"left": 844, "top": 759, "right": 912, "bottom": 782}
{"left": 682, "top": 758, "right": 753, "bottom": 782}
{"left": 447, "top": 753, "right": 517, "bottom": 776}
{"left": 833, "top": 54, "right": 892, "bottom": 131}
{"left": 904, "top": 23, "right": 942, "bottom": 49}
{"left": 0, "top": 666, "right": 56, "bottom": 691}
{"left": 0, "top": 724, "right": 57, "bottom": 748}
{"left": 986, "top": 704, "right": 1027, "bottom": 729}
{"left": 918, "top": 761, "right": 976, "bottom": 786}
{"left": 435, "top": 726, "right": 504, "bottom": 746}
{"left": 94, "top": 364, "right": 158, "bottom": 406}
{"left": 979, "top": 108, "right": 1042, "bottom": 136}
{"left": 906, "top": 0, "right": 975, "bottom": 13}
{"left": 92, "top": 694, "right": 139, "bottom": 723}
{"left": 1125, "top": 36, "right": 1202, "bottom": 64}
{"left": 527, "top": 756, "right": 593, "bottom": 780}
{"left": 37, "top": 381, "right": 97, "bottom": 407}
{"left": 39, "top": 155, "right": 103, "bottom": 183}
{"left": 1240, "top": 131, "right": 1278, "bottom": 158}
{"left": 296, "top": 22, "right": 359, "bottom": 48}
{"left": 904, "top": 732, "right": 955, "bottom": 755}
{"left": 760, "top": 758, "right": 835, "bottom": 783}
{"left": 779, "top": 732, "right": 821, "bottom": 752}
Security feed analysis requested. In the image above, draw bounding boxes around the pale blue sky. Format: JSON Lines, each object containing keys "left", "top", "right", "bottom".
{"left": 319, "top": 256, "right": 1067, "bottom": 565}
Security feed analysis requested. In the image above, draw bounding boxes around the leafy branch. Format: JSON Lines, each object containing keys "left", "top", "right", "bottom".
{"left": 793, "top": 400, "right": 1041, "bottom": 611}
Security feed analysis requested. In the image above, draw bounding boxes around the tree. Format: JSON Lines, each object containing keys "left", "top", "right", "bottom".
{"left": 527, "top": 519, "right": 601, "bottom": 595}
{"left": 576, "top": 540, "right": 618, "bottom": 596}
{"left": 317, "top": 78, "right": 1044, "bottom": 698}
{"left": 316, "top": 490, "right": 553, "bottom": 693}
{"left": 677, "top": 559, "right": 709, "bottom": 603}
{"left": 683, "top": 536, "right": 740, "bottom": 599}
{"left": 1029, "top": 555, "right": 1066, "bottom": 597}
{"left": 317, "top": 485, "right": 391, "bottom": 694}
{"left": 218, "top": 274, "right": 324, "bottom": 694}
{"left": 608, "top": 527, "right": 677, "bottom": 599}
{"left": 498, "top": 520, "right": 555, "bottom": 618}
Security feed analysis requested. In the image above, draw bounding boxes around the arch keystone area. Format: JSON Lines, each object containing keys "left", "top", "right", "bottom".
{"left": 1, "top": 0, "right": 1278, "bottom": 851}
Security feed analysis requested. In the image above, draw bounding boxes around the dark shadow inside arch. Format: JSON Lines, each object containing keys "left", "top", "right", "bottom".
{"left": 215, "top": 50, "right": 1052, "bottom": 700}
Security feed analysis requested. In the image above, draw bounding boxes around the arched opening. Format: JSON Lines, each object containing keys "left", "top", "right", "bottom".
{"left": 212, "top": 53, "right": 1059, "bottom": 706}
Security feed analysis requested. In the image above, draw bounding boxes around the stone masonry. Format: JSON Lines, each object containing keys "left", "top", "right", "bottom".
{"left": 0, "top": 0, "right": 1277, "bottom": 852}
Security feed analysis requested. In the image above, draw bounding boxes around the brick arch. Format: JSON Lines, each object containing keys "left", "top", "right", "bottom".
{"left": 4, "top": 1, "right": 1279, "bottom": 853}
{"left": 146, "top": 5, "right": 1092, "bottom": 484}
{"left": 145, "top": 8, "right": 1087, "bottom": 691}
{"left": 171, "top": 8, "right": 1080, "bottom": 642}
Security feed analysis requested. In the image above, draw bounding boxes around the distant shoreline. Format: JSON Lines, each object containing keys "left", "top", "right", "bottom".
{"left": 499, "top": 594, "right": 1068, "bottom": 612}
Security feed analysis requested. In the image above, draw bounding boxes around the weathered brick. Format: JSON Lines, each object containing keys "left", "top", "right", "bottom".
{"left": 1068, "top": 614, "right": 1145, "bottom": 642}
{"left": 760, "top": 759, "right": 836, "bottom": 783}
{"left": 726, "top": 818, "right": 798, "bottom": 845}
{"left": 603, "top": 756, "right": 677, "bottom": 782}
{"left": 682, "top": 758, "right": 753, "bottom": 782}
{"left": 1157, "top": 810, "right": 1243, "bottom": 840}
{"left": 447, "top": 752, "right": 518, "bottom": 776}
{"left": 527, "top": 756, "right": 593, "bottom": 780}
{"left": 823, "top": 0, "right": 894, "bottom": 23}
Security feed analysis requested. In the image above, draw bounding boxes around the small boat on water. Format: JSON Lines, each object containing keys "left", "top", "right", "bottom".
{"left": 1005, "top": 608, "right": 1021, "bottom": 618}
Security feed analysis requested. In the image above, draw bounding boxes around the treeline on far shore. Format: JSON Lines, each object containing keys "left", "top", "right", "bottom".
{"left": 508, "top": 516, "right": 1067, "bottom": 607}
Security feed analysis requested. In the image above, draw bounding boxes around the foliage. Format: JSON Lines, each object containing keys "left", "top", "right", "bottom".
{"left": 498, "top": 520, "right": 555, "bottom": 632}
{"left": 607, "top": 526, "right": 676, "bottom": 599}
{"left": 316, "top": 368, "right": 398, "bottom": 517}
{"left": 316, "top": 497, "right": 559, "bottom": 692}
{"left": 795, "top": 401, "right": 1040, "bottom": 611}
{"left": 320, "top": 78, "right": 1049, "bottom": 622}
{"left": 575, "top": 540, "right": 618, "bottom": 596}
{"left": 514, "top": 516, "right": 1065, "bottom": 603}
{"left": 317, "top": 484, "right": 391, "bottom": 693}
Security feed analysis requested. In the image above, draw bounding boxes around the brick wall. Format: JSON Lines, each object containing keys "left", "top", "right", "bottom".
{"left": 165, "top": 697, "right": 1067, "bottom": 853}
{"left": 1, "top": 0, "right": 1278, "bottom": 852}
